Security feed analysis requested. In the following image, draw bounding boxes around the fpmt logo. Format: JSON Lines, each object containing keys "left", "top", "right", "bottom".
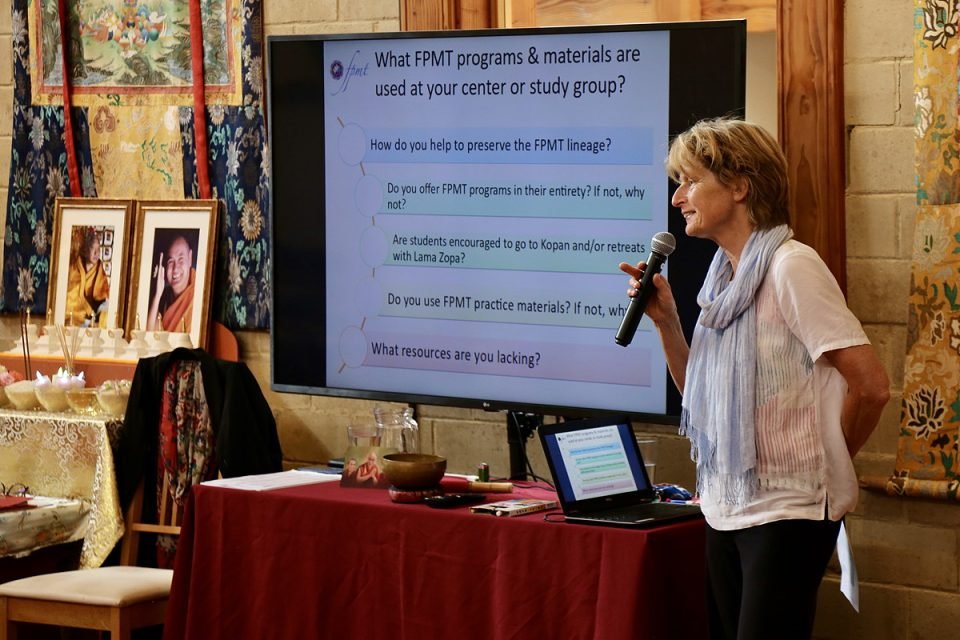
{"left": 331, "top": 51, "right": 369, "bottom": 95}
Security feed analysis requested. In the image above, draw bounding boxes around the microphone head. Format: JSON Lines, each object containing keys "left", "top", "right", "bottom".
{"left": 651, "top": 232, "right": 676, "bottom": 257}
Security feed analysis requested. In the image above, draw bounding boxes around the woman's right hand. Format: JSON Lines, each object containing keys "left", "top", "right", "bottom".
{"left": 618, "top": 260, "right": 689, "bottom": 392}
{"left": 618, "top": 261, "right": 678, "bottom": 325}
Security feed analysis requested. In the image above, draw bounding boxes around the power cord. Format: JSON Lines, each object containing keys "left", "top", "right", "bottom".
{"left": 507, "top": 411, "right": 554, "bottom": 488}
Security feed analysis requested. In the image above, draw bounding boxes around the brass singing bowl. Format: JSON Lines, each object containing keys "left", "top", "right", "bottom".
{"left": 381, "top": 453, "right": 447, "bottom": 490}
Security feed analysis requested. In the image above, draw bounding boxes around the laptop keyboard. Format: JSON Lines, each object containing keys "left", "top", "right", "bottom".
{"left": 580, "top": 502, "right": 700, "bottom": 523}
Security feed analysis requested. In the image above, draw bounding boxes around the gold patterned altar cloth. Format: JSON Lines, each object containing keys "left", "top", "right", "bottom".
{"left": 0, "top": 408, "right": 124, "bottom": 568}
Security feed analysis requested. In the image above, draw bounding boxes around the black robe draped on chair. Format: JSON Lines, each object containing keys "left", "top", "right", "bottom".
{"left": 116, "top": 348, "right": 282, "bottom": 513}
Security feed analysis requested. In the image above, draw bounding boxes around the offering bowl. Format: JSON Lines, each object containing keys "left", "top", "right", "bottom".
{"left": 5, "top": 380, "right": 39, "bottom": 410}
{"left": 381, "top": 453, "right": 447, "bottom": 490}
{"left": 66, "top": 388, "right": 100, "bottom": 415}
{"left": 35, "top": 383, "right": 69, "bottom": 412}
{"left": 97, "top": 380, "right": 132, "bottom": 416}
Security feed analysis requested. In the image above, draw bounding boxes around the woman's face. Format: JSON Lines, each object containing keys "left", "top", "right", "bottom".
{"left": 671, "top": 164, "right": 741, "bottom": 243}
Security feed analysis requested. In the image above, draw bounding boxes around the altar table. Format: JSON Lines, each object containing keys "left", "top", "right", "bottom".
{"left": 166, "top": 480, "right": 707, "bottom": 639}
{"left": 0, "top": 408, "right": 124, "bottom": 568}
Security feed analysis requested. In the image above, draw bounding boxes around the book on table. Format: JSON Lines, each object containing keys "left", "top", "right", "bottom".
{"left": 470, "top": 498, "right": 558, "bottom": 517}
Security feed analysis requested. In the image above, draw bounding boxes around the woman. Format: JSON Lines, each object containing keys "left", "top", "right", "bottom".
{"left": 620, "top": 118, "right": 889, "bottom": 639}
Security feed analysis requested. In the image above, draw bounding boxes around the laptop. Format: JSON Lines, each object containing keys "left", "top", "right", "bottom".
{"left": 538, "top": 416, "right": 702, "bottom": 528}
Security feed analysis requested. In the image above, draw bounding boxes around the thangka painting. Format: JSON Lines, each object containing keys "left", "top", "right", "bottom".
{"left": 885, "top": 0, "right": 960, "bottom": 500}
{"left": 28, "top": 0, "right": 242, "bottom": 106}
{"left": 889, "top": 204, "right": 960, "bottom": 500}
{"left": 3, "top": 0, "right": 271, "bottom": 330}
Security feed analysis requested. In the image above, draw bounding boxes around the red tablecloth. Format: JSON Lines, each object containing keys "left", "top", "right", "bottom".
{"left": 165, "top": 479, "right": 707, "bottom": 640}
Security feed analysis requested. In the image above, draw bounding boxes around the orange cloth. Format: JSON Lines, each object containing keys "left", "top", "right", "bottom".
{"left": 160, "top": 268, "right": 196, "bottom": 332}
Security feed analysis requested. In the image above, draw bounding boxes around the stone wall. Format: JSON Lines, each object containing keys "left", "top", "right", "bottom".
{"left": 813, "top": 2, "right": 960, "bottom": 638}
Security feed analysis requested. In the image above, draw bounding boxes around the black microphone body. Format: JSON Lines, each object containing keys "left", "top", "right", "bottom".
{"left": 615, "top": 232, "right": 676, "bottom": 347}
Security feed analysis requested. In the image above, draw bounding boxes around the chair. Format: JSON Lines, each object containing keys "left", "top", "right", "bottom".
{"left": 0, "top": 474, "right": 182, "bottom": 640}
{"left": 209, "top": 320, "right": 239, "bottom": 363}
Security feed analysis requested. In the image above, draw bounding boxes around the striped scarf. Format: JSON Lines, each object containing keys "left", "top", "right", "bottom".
{"left": 681, "top": 224, "right": 792, "bottom": 505}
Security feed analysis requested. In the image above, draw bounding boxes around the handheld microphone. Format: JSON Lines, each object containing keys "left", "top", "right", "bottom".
{"left": 615, "top": 232, "right": 676, "bottom": 347}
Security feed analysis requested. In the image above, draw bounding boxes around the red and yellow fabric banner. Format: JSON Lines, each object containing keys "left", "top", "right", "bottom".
{"left": 886, "top": 1, "right": 960, "bottom": 500}
{"left": 4, "top": 0, "right": 272, "bottom": 330}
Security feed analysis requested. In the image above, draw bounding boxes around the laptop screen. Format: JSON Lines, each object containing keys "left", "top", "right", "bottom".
{"left": 540, "top": 417, "right": 654, "bottom": 511}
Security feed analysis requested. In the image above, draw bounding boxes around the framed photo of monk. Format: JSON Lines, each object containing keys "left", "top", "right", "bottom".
{"left": 127, "top": 200, "right": 219, "bottom": 349}
{"left": 48, "top": 198, "right": 136, "bottom": 332}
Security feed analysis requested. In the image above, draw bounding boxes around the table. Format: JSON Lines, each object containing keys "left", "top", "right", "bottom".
{"left": 166, "top": 480, "right": 707, "bottom": 639}
{"left": 0, "top": 497, "right": 89, "bottom": 558}
{"left": 0, "top": 408, "right": 124, "bottom": 568}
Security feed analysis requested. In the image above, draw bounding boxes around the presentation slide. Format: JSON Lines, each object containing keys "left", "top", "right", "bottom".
{"left": 321, "top": 30, "right": 671, "bottom": 415}
{"left": 553, "top": 424, "right": 640, "bottom": 500}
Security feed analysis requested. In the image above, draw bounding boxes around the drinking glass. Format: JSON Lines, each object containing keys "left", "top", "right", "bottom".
{"left": 347, "top": 424, "right": 382, "bottom": 448}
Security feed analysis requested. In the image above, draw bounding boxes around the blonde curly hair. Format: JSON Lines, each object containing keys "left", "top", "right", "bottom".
{"left": 667, "top": 118, "right": 789, "bottom": 230}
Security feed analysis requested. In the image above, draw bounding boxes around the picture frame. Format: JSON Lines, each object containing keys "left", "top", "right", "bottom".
{"left": 48, "top": 198, "right": 136, "bottom": 332}
{"left": 127, "top": 200, "right": 220, "bottom": 349}
{"left": 340, "top": 446, "right": 391, "bottom": 489}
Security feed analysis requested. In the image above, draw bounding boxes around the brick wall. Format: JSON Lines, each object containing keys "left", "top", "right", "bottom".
{"left": 812, "top": 2, "right": 960, "bottom": 638}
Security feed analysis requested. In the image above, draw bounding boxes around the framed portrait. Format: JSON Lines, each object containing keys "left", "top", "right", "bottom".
{"left": 340, "top": 447, "right": 391, "bottom": 489}
{"left": 48, "top": 198, "right": 136, "bottom": 331}
{"left": 127, "top": 200, "right": 220, "bottom": 349}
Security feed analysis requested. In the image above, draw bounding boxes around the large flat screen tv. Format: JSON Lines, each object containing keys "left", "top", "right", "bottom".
{"left": 267, "top": 20, "right": 746, "bottom": 422}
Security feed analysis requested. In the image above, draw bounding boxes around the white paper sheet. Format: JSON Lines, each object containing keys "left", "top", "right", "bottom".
{"left": 837, "top": 520, "right": 859, "bottom": 612}
{"left": 201, "top": 470, "right": 342, "bottom": 491}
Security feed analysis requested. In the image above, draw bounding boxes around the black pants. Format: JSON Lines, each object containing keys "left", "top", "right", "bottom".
{"left": 705, "top": 517, "right": 842, "bottom": 640}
